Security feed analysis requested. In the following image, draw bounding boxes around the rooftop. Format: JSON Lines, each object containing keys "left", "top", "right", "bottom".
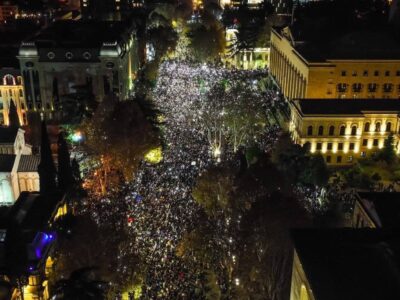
{"left": 293, "top": 99, "right": 400, "bottom": 116}
{"left": 0, "top": 154, "right": 15, "bottom": 172}
{"left": 292, "top": 228, "right": 400, "bottom": 300}
{"left": 0, "top": 126, "right": 18, "bottom": 144}
{"left": 18, "top": 155, "right": 40, "bottom": 172}
{"left": 26, "top": 19, "right": 135, "bottom": 49}
{"left": 358, "top": 192, "right": 400, "bottom": 228}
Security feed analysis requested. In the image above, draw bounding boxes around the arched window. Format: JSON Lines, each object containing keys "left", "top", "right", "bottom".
{"left": 340, "top": 125, "right": 346, "bottom": 136}
{"left": 3, "top": 74, "right": 15, "bottom": 86}
{"left": 318, "top": 126, "right": 324, "bottom": 136}
{"left": 375, "top": 122, "right": 381, "bottom": 132}
{"left": 351, "top": 126, "right": 357, "bottom": 136}
{"left": 364, "top": 122, "right": 370, "bottom": 132}
{"left": 329, "top": 125, "right": 335, "bottom": 136}
{"left": 386, "top": 122, "right": 392, "bottom": 132}
{"left": 307, "top": 126, "right": 313, "bottom": 136}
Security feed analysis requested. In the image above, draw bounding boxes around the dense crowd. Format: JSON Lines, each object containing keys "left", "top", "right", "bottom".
{"left": 82, "top": 61, "right": 284, "bottom": 298}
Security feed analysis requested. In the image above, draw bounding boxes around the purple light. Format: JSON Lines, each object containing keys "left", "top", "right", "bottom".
{"left": 29, "top": 266, "right": 34, "bottom": 272}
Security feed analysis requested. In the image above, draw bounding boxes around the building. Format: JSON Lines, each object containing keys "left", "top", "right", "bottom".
{"left": 0, "top": 0, "right": 17, "bottom": 22}
{"left": 351, "top": 192, "right": 400, "bottom": 228}
{"left": 0, "top": 127, "right": 39, "bottom": 205}
{"left": 270, "top": 24, "right": 400, "bottom": 100}
{"left": 0, "top": 68, "right": 26, "bottom": 125}
{"left": 18, "top": 19, "right": 139, "bottom": 120}
{"left": 289, "top": 99, "right": 400, "bottom": 165}
{"left": 290, "top": 228, "right": 400, "bottom": 300}
{"left": 80, "top": 0, "right": 132, "bottom": 20}
{"left": 0, "top": 20, "right": 41, "bottom": 126}
{"left": 0, "top": 191, "right": 69, "bottom": 300}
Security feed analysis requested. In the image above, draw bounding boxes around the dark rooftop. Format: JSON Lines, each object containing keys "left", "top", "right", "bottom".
{"left": 0, "top": 155, "right": 15, "bottom": 172}
{"left": 18, "top": 155, "right": 39, "bottom": 172}
{"left": 0, "top": 127, "right": 18, "bottom": 143}
{"left": 294, "top": 99, "right": 400, "bottom": 116}
{"left": 282, "top": 0, "right": 400, "bottom": 61}
{"left": 28, "top": 19, "right": 135, "bottom": 49}
{"left": 358, "top": 192, "right": 400, "bottom": 228}
{"left": 292, "top": 228, "right": 400, "bottom": 300}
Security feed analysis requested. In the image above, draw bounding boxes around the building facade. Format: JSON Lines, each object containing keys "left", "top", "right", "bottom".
{"left": 270, "top": 27, "right": 400, "bottom": 100}
{"left": 0, "top": 68, "right": 27, "bottom": 125}
{"left": 18, "top": 20, "right": 139, "bottom": 120}
{"left": 290, "top": 99, "right": 400, "bottom": 165}
{"left": 0, "top": 127, "right": 39, "bottom": 205}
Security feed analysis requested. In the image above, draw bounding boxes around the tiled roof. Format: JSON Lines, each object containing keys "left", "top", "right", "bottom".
{"left": 0, "top": 127, "right": 18, "bottom": 144}
{"left": 0, "top": 154, "right": 15, "bottom": 172}
{"left": 17, "top": 155, "right": 40, "bottom": 172}
{"left": 294, "top": 99, "right": 400, "bottom": 116}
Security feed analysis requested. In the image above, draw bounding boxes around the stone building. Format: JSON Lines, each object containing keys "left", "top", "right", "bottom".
{"left": 18, "top": 19, "right": 139, "bottom": 120}
{"left": 289, "top": 99, "right": 400, "bottom": 165}
{"left": 0, "top": 127, "right": 39, "bottom": 205}
{"left": 270, "top": 26, "right": 400, "bottom": 100}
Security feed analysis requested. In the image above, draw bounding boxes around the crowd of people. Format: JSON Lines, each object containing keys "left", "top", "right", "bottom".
{"left": 81, "top": 61, "right": 286, "bottom": 298}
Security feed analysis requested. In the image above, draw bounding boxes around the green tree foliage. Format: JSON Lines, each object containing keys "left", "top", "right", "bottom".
{"left": 8, "top": 100, "right": 19, "bottom": 128}
{"left": 271, "top": 134, "right": 329, "bottom": 186}
{"left": 38, "top": 120, "right": 57, "bottom": 194}
{"left": 377, "top": 133, "right": 396, "bottom": 163}
{"left": 83, "top": 96, "right": 160, "bottom": 182}
{"left": 188, "top": 24, "right": 225, "bottom": 63}
{"left": 52, "top": 267, "right": 108, "bottom": 300}
{"left": 192, "top": 166, "right": 235, "bottom": 217}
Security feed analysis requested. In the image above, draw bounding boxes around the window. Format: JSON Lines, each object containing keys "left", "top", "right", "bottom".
{"left": 340, "top": 125, "right": 346, "bottom": 136}
{"left": 318, "top": 126, "right": 324, "bottom": 136}
{"left": 362, "top": 139, "right": 368, "bottom": 146}
{"left": 341, "top": 71, "right": 347, "bottom": 76}
{"left": 337, "top": 156, "right": 342, "bottom": 163}
{"left": 338, "top": 143, "right": 344, "bottom": 150}
{"left": 383, "top": 83, "right": 393, "bottom": 93}
{"left": 363, "top": 70, "right": 368, "bottom": 76}
{"left": 307, "top": 126, "right": 313, "bottom": 136}
{"left": 374, "top": 70, "right": 379, "bottom": 76}
{"left": 337, "top": 83, "right": 348, "bottom": 92}
{"left": 364, "top": 122, "right": 370, "bottom": 132}
{"left": 368, "top": 83, "right": 378, "bottom": 93}
{"left": 397, "top": 70, "right": 400, "bottom": 76}
{"left": 386, "top": 122, "right": 392, "bottom": 132}
{"left": 349, "top": 143, "right": 355, "bottom": 150}
{"left": 329, "top": 125, "right": 335, "bottom": 136}
{"left": 373, "top": 139, "right": 379, "bottom": 146}
{"left": 375, "top": 122, "right": 381, "bottom": 132}
{"left": 361, "top": 151, "right": 366, "bottom": 157}
{"left": 351, "top": 126, "right": 357, "bottom": 136}
{"left": 326, "top": 156, "right": 331, "bottom": 163}
{"left": 352, "top": 71, "right": 357, "bottom": 76}
{"left": 327, "top": 143, "right": 333, "bottom": 150}
{"left": 352, "top": 83, "right": 362, "bottom": 93}
{"left": 385, "top": 71, "right": 390, "bottom": 76}
{"left": 316, "top": 143, "right": 322, "bottom": 151}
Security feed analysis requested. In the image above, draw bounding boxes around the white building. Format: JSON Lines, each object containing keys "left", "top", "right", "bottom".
{"left": 0, "top": 127, "right": 39, "bottom": 205}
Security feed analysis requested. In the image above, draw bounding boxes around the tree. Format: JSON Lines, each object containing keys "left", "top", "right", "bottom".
{"left": 52, "top": 267, "right": 108, "bottom": 300}
{"left": 188, "top": 23, "right": 225, "bottom": 63}
{"left": 83, "top": 96, "right": 160, "bottom": 192}
{"left": 38, "top": 120, "right": 57, "bottom": 194}
{"left": 377, "top": 133, "right": 396, "bottom": 163}
{"left": 57, "top": 132, "right": 74, "bottom": 191}
{"left": 192, "top": 166, "right": 235, "bottom": 217}
{"left": 8, "top": 100, "right": 20, "bottom": 127}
